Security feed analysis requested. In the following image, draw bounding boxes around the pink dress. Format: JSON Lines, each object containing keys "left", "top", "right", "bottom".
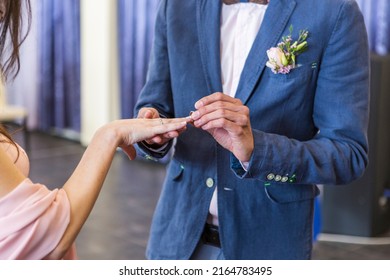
{"left": 0, "top": 141, "right": 77, "bottom": 259}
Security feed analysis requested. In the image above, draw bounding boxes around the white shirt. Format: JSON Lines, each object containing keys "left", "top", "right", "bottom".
{"left": 207, "top": 3, "right": 268, "bottom": 226}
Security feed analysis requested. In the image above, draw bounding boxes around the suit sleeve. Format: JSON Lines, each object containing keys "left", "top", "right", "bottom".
{"left": 134, "top": 0, "right": 174, "bottom": 158}
{"left": 232, "top": 1, "right": 370, "bottom": 185}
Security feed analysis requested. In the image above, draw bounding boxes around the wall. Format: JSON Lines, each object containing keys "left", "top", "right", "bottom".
{"left": 80, "top": 0, "right": 120, "bottom": 145}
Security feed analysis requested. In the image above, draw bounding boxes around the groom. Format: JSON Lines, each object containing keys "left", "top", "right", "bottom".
{"left": 135, "top": 0, "right": 369, "bottom": 259}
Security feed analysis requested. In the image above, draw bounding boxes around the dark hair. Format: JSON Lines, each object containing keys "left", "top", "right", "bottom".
{"left": 0, "top": 0, "right": 31, "bottom": 153}
{"left": 0, "top": 0, "right": 31, "bottom": 80}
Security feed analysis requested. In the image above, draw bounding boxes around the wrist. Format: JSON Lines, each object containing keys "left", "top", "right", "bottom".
{"left": 93, "top": 123, "right": 121, "bottom": 149}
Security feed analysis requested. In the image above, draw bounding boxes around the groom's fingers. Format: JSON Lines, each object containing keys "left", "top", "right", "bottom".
{"left": 144, "top": 111, "right": 154, "bottom": 119}
{"left": 195, "top": 92, "right": 241, "bottom": 109}
{"left": 138, "top": 107, "right": 159, "bottom": 119}
{"left": 121, "top": 145, "right": 137, "bottom": 160}
{"left": 196, "top": 110, "right": 248, "bottom": 130}
{"left": 192, "top": 93, "right": 246, "bottom": 124}
{"left": 192, "top": 102, "right": 249, "bottom": 128}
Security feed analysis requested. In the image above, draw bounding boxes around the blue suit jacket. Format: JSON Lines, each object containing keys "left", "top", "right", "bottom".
{"left": 135, "top": 0, "right": 370, "bottom": 259}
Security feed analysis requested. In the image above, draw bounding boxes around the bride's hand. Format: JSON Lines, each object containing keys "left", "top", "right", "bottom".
{"left": 137, "top": 108, "right": 186, "bottom": 146}
{"left": 99, "top": 117, "right": 189, "bottom": 160}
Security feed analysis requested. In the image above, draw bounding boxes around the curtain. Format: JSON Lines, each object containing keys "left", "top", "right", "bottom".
{"left": 5, "top": 1, "right": 39, "bottom": 129}
{"left": 118, "top": 0, "right": 161, "bottom": 119}
{"left": 356, "top": 0, "right": 390, "bottom": 55}
{"left": 38, "top": 0, "right": 81, "bottom": 133}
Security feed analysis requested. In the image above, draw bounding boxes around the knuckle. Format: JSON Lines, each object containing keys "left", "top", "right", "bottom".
{"left": 236, "top": 126, "right": 244, "bottom": 135}
{"left": 215, "top": 92, "right": 224, "bottom": 100}
{"left": 214, "top": 101, "right": 223, "bottom": 109}
{"left": 242, "top": 115, "right": 249, "bottom": 123}
{"left": 218, "top": 108, "right": 227, "bottom": 117}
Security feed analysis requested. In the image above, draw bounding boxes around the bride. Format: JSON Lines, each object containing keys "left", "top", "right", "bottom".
{"left": 0, "top": 0, "right": 189, "bottom": 260}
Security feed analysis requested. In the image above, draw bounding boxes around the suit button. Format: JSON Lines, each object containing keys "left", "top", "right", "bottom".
{"left": 275, "top": 175, "right": 282, "bottom": 182}
{"left": 289, "top": 174, "right": 297, "bottom": 183}
{"left": 281, "top": 176, "right": 289, "bottom": 183}
{"left": 289, "top": 177, "right": 297, "bottom": 183}
{"left": 267, "top": 173, "right": 275, "bottom": 180}
{"left": 206, "top": 178, "right": 214, "bottom": 188}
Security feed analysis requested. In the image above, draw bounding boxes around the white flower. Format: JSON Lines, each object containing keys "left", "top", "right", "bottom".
{"left": 266, "top": 26, "right": 309, "bottom": 74}
{"left": 266, "top": 47, "right": 291, "bottom": 74}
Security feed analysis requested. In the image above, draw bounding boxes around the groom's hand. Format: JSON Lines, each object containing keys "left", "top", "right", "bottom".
{"left": 190, "top": 92, "right": 254, "bottom": 162}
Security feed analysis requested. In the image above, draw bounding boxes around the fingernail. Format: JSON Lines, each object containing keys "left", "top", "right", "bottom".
{"left": 186, "top": 112, "right": 194, "bottom": 119}
{"left": 192, "top": 111, "right": 200, "bottom": 119}
{"left": 194, "top": 120, "right": 202, "bottom": 127}
{"left": 195, "top": 101, "right": 202, "bottom": 109}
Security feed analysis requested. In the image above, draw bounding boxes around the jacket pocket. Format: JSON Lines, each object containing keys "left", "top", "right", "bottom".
{"left": 167, "top": 159, "right": 185, "bottom": 181}
{"left": 264, "top": 184, "right": 319, "bottom": 204}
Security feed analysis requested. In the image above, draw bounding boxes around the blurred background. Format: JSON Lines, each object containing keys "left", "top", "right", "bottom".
{"left": 3, "top": 0, "right": 390, "bottom": 259}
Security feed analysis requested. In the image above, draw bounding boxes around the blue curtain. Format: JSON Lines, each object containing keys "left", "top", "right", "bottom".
{"left": 356, "top": 0, "right": 390, "bottom": 55}
{"left": 38, "top": 0, "right": 81, "bottom": 132}
{"left": 118, "top": 0, "right": 161, "bottom": 119}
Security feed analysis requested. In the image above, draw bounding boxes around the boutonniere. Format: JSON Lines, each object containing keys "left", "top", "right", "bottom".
{"left": 266, "top": 25, "right": 309, "bottom": 74}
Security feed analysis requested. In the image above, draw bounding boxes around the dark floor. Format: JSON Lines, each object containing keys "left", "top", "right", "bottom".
{"left": 15, "top": 131, "right": 390, "bottom": 260}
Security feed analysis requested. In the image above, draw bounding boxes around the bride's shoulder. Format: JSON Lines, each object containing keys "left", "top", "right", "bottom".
{"left": 0, "top": 137, "right": 30, "bottom": 176}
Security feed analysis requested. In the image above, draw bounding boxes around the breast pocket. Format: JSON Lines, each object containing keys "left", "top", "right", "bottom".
{"left": 259, "top": 63, "right": 318, "bottom": 110}
{"left": 266, "top": 63, "right": 316, "bottom": 83}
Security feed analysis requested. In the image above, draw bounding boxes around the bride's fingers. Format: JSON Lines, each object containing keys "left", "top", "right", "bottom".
{"left": 135, "top": 117, "right": 189, "bottom": 144}
{"left": 152, "top": 120, "right": 188, "bottom": 135}
{"left": 154, "top": 117, "right": 190, "bottom": 125}
{"left": 150, "top": 117, "right": 189, "bottom": 131}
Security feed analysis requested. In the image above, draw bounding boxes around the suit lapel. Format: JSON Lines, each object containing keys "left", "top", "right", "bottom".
{"left": 235, "top": 0, "right": 296, "bottom": 104}
{"left": 197, "top": 0, "right": 223, "bottom": 94}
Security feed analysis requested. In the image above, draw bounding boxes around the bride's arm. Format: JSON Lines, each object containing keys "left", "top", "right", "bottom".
{"left": 0, "top": 118, "right": 187, "bottom": 259}
{"left": 45, "top": 118, "right": 188, "bottom": 259}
